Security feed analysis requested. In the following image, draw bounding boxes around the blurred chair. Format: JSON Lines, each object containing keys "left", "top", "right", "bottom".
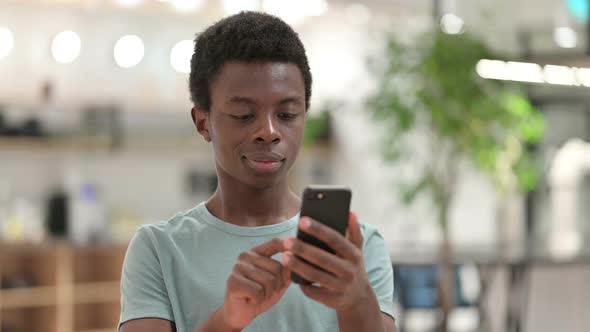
{"left": 393, "top": 265, "right": 481, "bottom": 332}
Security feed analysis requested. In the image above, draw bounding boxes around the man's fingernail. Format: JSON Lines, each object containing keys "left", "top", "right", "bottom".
{"left": 284, "top": 238, "right": 294, "bottom": 250}
{"left": 282, "top": 253, "right": 291, "bottom": 264}
{"left": 300, "top": 218, "right": 311, "bottom": 229}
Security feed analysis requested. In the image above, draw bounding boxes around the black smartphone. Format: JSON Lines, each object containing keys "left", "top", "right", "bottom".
{"left": 291, "top": 185, "right": 352, "bottom": 285}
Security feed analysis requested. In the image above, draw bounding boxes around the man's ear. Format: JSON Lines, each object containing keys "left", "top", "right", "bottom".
{"left": 191, "top": 107, "right": 212, "bottom": 142}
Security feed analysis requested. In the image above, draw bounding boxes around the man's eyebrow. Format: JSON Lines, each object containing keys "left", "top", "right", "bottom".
{"left": 227, "top": 96, "right": 257, "bottom": 105}
{"left": 278, "top": 97, "right": 303, "bottom": 105}
{"left": 227, "top": 96, "right": 303, "bottom": 106}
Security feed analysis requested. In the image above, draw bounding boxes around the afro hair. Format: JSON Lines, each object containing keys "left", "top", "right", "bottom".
{"left": 189, "top": 11, "right": 312, "bottom": 111}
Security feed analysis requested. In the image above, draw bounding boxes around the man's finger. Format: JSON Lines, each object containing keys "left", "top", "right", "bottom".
{"left": 239, "top": 251, "right": 284, "bottom": 281}
{"left": 282, "top": 252, "right": 341, "bottom": 291}
{"left": 252, "top": 238, "right": 285, "bottom": 257}
{"left": 282, "top": 266, "right": 292, "bottom": 287}
{"left": 298, "top": 217, "right": 357, "bottom": 261}
{"left": 345, "top": 211, "right": 363, "bottom": 250}
{"left": 235, "top": 261, "right": 277, "bottom": 299}
{"left": 300, "top": 284, "right": 337, "bottom": 307}
{"left": 228, "top": 272, "right": 264, "bottom": 304}
{"left": 284, "top": 237, "right": 349, "bottom": 280}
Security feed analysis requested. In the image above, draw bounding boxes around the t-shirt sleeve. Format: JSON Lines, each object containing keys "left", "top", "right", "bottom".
{"left": 361, "top": 223, "right": 395, "bottom": 319}
{"left": 119, "top": 225, "right": 174, "bottom": 329}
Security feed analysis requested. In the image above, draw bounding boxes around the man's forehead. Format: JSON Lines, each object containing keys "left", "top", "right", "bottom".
{"left": 212, "top": 62, "right": 305, "bottom": 92}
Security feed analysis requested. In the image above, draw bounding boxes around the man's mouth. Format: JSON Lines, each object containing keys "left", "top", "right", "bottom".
{"left": 243, "top": 152, "right": 285, "bottom": 173}
{"left": 245, "top": 159, "right": 283, "bottom": 173}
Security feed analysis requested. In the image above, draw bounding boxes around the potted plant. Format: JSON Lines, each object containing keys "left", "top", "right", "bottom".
{"left": 367, "top": 29, "right": 544, "bottom": 329}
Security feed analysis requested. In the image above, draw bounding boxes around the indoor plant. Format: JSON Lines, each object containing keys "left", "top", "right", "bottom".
{"left": 367, "top": 29, "right": 545, "bottom": 329}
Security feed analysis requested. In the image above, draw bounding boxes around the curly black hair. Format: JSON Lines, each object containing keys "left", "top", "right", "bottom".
{"left": 189, "top": 11, "right": 312, "bottom": 111}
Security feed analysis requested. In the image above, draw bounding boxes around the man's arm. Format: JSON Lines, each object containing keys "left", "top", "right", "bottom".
{"left": 120, "top": 308, "right": 240, "bottom": 332}
{"left": 120, "top": 238, "right": 290, "bottom": 332}
{"left": 336, "top": 287, "right": 397, "bottom": 332}
{"left": 119, "top": 228, "right": 176, "bottom": 331}
{"left": 120, "top": 318, "right": 176, "bottom": 332}
{"left": 382, "top": 314, "right": 397, "bottom": 332}
{"left": 119, "top": 311, "right": 397, "bottom": 332}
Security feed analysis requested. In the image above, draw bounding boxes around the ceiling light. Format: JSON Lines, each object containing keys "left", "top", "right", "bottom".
{"left": 440, "top": 13, "right": 464, "bottom": 34}
{"left": 0, "top": 27, "right": 14, "bottom": 58}
{"left": 505, "top": 61, "right": 544, "bottom": 83}
{"left": 554, "top": 26, "right": 577, "bottom": 48}
{"left": 476, "top": 58, "right": 590, "bottom": 87}
{"left": 475, "top": 59, "right": 507, "bottom": 80}
{"left": 115, "top": 0, "right": 143, "bottom": 7}
{"left": 51, "top": 31, "right": 81, "bottom": 64}
{"left": 544, "top": 65, "right": 576, "bottom": 85}
{"left": 114, "top": 35, "right": 144, "bottom": 68}
{"left": 170, "top": 39, "right": 193, "bottom": 73}
{"left": 576, "top": 68, "right": 590, "bottom": 86}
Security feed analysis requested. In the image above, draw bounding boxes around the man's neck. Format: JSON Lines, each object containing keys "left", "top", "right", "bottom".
{"left": 205, "top": 180, "right": 301, "bottom": 227}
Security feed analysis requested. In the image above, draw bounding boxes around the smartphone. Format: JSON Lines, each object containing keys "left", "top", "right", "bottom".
{"left": 291, "top": 185, "right": 352, "bottom": 285}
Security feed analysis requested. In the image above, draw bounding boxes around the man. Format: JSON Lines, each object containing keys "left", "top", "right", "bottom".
{"left": 119, "top": 11, "right": 395, "bottom": 332}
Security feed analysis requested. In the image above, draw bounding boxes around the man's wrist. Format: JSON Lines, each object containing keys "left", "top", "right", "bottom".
{"left": 336, "top": 283, "right": 374, "bottom": 315}
{"left": 336, "top": 284, "right": 384, "bottom": 332}
{"left": 210, "top": 306, "right": 242, "bottom": 332}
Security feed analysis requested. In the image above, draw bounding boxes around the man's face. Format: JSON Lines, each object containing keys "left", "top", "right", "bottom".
{"left": 194, "top": 61, "right": 307, "bottom": 189}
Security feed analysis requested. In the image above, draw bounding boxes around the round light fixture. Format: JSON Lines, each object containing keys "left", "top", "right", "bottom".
{"left": 0, "top": 27, "right": 14, "bottom": 58}
{"left": 51, "top": 31, "right": 81, "bottom": 64}
{"left": 114, "top": 35, "right": 144, "bottom": 68}
{"left": 170, "top": 39, "right": 193, "bottom": 73}
{"left": 554, "top": 26, "right": 577, "bottom": 48}
{"left": 440, "top": 13, "right": 464, "bottom": 34}
{"left": 115, "top": 0, "right": 143, "bottom": 8}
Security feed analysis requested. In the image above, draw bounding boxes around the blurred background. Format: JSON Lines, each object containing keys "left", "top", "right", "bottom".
{"left": 0, "top": 0, "right": 589, "bottom": 331}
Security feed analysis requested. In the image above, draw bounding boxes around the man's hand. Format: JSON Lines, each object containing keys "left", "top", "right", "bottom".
{"left": 220, "top": 238, "right": 291, "bottom": 330}
{"left": 281, "top": 211, "right": 371, "bottom": 311}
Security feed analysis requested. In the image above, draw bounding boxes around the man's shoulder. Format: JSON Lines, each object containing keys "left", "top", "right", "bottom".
{"left": 358, "top": 220, "right": 390, "bottom": 257}
{"left": 359, "top": 220, "right": 381, "bottom": 241}
{"left": 134, "top": 203, "right": 208, "bottom": 244}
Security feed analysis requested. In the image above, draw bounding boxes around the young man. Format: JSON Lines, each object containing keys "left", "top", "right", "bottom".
{"left": 119, "top": 11, "right": 395, "bottom": 332}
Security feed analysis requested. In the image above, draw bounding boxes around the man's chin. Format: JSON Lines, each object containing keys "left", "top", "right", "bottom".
{"left": 239, "top": 171, "right": 288, "bottom": 190}
{"left": 245, "top": 176, "right": 283, "bottom": 190}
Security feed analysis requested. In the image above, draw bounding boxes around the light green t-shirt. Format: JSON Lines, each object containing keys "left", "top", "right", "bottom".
{"left": 119, "top": 202, "right": 394, "bottom": 332}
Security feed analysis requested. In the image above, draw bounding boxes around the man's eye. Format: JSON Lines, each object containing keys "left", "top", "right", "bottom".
{"left": 231, "top": 114, "right": 254, "bottom": 120}
{"left": 278, "top": 113, "right": 298, "bottom": 120}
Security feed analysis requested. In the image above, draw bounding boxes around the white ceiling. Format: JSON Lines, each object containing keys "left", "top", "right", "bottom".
{"left": 3, "top": 0, "right": 588, "bottom": 61}
{"left": 3, "top": 0, "right": 430, "bottom": 18}
{"left": 2, "top": 0, "right": 569, "bottom": 29}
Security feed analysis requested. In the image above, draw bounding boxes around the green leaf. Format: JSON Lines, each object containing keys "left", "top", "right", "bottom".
{"left": 519, "top": 113, "right": 545, "bottom": 144}
{"left": 514, "top": 156, "right": 541, "bottom": 192}
{"left": 303, "top": 111, "right": 331, "bottom": 146}
{"left": 503, "top": 94, "right": 534, "bottom": 118}
{"left": 365, "top": 28, "right": 546, "bottom": 213}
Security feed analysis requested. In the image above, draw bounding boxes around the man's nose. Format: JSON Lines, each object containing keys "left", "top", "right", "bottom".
{"left": 253, "top": 113, "right": 281, "bottom": 144}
